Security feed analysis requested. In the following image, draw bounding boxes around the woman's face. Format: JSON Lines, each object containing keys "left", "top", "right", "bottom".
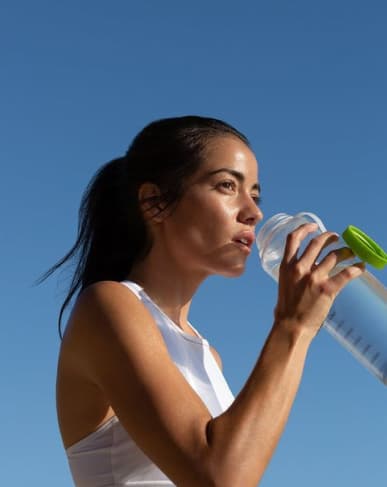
{"left": 158, "top": 136, "right": 263, "bottom": 278}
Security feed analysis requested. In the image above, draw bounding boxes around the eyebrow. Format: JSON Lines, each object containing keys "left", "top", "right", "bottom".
{"left": 206, "top": 168, "right": 261, "bottom": 193}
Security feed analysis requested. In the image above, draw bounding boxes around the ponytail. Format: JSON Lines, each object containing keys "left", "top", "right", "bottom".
{"left": 37, "top": 157, "right": 150, "bottom": 338}
{"left": 37, "top": 115, "right": 250, "bottom": 338}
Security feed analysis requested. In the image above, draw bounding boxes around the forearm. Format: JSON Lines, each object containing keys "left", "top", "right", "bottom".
{"left": 204, "top": 322, "right": 313, "bottom": 487}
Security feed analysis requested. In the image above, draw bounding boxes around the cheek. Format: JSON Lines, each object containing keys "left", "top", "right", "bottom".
{"left": 170, "top": 217, "right": 213, "bottom": 250}
{"left": 164, "top": 192, "right": 237, "bottom": 252}
{"left": 182, "top": 204, "right": 234, "bottom": 245}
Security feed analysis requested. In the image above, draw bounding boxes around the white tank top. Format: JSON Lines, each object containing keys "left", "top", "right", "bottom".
{"left": 66, "top": 280, "right": 235, "bottom": 487}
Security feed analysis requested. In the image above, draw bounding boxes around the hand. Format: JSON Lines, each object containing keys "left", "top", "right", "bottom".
{"left": 273, "top": 223, "right": 366, "bottom": 339}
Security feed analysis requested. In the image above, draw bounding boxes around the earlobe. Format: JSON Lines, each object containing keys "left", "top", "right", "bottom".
{"left": 138, "top": 183, "right": 166, "bottom": 223}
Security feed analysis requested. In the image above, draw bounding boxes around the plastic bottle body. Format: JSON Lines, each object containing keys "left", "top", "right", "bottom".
{"left": 256, "top": 212, "right": 387, "bottom": 384}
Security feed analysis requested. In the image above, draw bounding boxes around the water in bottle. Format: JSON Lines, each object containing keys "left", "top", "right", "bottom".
{"left": 256, "top": 212, "right": 387, "bottom": 384}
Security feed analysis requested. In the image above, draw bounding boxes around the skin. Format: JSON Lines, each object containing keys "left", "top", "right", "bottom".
{"left": 128, "top": 136, "right": 263, "bottom": 329}
{"left": 56, "top": 136, "right": 365, "bottom": 487}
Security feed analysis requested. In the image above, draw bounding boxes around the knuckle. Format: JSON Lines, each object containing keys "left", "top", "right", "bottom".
{"left": 318, "top": 232, "right": 332, "bottom": 242}
{"left": 286, "top": 231, "right": 298, "bottom": 243}
{"left": 342, "top": 267, "right": 355, "bottom": 279}
{"left": 327, "top": 251, "right": 339, "bottom": 263}
{"left": 308, "top": 272, "right": 333, "bottom": 296}
{"left": 309, "top": 271, "right": 320, "bottom": 286}
{"left": 292, "top": 263, "right": 304, "bottom": 278}
{"left": 279, "top": 259, "right": 288, "bottom": 271}
{"left": 288, "top": 223, "right": 313, "bottom": 239}
{"left": 311, "top": 237, "right": 324, "bottom": 249}
{"left": 316, "top": 232, "right": 335, "bottom": 245}
{"left": 318, "top": 283, "right": 331, "bottom": 296}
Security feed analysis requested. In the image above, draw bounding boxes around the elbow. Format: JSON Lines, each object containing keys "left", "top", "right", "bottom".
{"left": 195, "top": 462, "right": 256, "bottom": 487}
{"left": 192, "top": 420, "right": 262, "bottom": 487}
{"left": 198, "top": 477, "right": 255, "bottom": 487}
{"left": 195, "top": 460, "right": 262, "bottom": 487}
{"left": 177, "top": 459, "right": 233, "bottom": 487}
{"left": 207, "top": 475, "right": 262, "bottom": 487}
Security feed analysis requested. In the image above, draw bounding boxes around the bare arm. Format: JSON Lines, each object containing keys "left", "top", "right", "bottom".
{"left": 67, "top": 224, "right": 364, "bottom": 487}
{"left": 205, "top": 320, "right": 311, "bottom": 486}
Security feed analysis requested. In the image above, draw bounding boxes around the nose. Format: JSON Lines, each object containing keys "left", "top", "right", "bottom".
{"left": 238, "top": 194, "right": 263, "bottom": 227}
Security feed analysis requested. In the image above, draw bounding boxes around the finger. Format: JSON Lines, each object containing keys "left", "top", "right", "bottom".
{"left": 283, "top": 223, "right": 319, "bottom": 264}
{"left": 298, "top": 231, "right": 340, "bottom": 270}
{"left": 294, "top": 232, "right": 339, "bottom": 270}
{"left": 328, "top": 262, "right": 366, "bottom": 292}
{"left": 313, "top": 246, "right": 354, "bottom": 276}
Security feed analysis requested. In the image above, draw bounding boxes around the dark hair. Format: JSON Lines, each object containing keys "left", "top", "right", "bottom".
{"left": 38, "top": 115, "right": 250, "bottom": 338}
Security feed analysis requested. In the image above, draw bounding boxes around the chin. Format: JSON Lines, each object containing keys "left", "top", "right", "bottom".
{"left": 205, "top": 252, "right": 249, "bottom": 277}
{"left": 218, "top": 264, "right": 246, "bottom": 278}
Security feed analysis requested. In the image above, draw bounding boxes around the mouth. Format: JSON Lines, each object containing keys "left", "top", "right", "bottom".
{"left": 233, "top": 240, "right": 252, "bottom": 253}
{"left": 232, "top": 231, "right": 255, "bottom": 252}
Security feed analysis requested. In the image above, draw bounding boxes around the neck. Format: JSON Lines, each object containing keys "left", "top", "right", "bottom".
{"left": 127, "top": 243, "right": 208, "bottom": 331}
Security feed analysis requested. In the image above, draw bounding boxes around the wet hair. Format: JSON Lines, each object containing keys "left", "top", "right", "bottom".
{"left": 37, "top": 115, "right": 250, "bottom": 337}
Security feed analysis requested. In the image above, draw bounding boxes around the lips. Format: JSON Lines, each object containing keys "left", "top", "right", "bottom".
{"left": 232, "top": 230, "right": 255, "bottom": 249}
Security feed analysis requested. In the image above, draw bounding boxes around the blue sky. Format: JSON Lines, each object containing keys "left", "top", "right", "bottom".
{"left": 1, "top": 1, "right": 386, "bottom": 485}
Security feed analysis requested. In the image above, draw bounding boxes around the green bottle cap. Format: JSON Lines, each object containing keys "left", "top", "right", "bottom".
{"left": 342, "top": 225, "right": 387, "bottom": 270}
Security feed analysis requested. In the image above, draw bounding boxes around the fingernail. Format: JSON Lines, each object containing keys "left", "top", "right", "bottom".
{"left": 343, "top": 247, "right": 354, "bottom": 256}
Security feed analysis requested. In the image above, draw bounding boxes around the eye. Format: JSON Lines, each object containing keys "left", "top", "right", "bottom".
{"left": 251, "top": 195, "right": 262, "bottom": 206}
{"left": 217, "top": 180, "right": 236, "bottom": 192}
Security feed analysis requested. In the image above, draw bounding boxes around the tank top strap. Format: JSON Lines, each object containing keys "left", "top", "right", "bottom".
{"left": 186, "top": 321, "right": 203, "bottom": 339}
{"left": 120, "top": 280, "right": 143, "bottom": 298}
{"left": 120, "top": 280, "right": 206, "bottom": 343}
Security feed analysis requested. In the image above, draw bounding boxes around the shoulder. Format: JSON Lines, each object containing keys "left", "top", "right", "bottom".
{"left": 71, "top": 280, "right": 146, "bottom": 327}
{"left": 62, "top": 280, "right": 161, "bottom": 356}
{"left": 76, "top": 280, "right": 137, "bottom": 310}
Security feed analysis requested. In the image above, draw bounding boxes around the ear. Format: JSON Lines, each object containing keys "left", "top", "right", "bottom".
{"left": 138, "top": 182, "right": 166, "bottom": 223}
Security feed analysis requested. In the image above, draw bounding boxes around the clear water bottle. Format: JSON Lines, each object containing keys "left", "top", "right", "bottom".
{"left": 256, "top": 212, "right": 387, "bottom": 384}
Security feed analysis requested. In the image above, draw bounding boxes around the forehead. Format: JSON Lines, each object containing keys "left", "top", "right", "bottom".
{"left": 201, "top": 136, "right": 259, "bottom": 177}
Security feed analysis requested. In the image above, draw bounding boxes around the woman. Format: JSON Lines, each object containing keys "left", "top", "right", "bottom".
{"left": 43, "top": 116, "right": 364, "bottom": 486}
